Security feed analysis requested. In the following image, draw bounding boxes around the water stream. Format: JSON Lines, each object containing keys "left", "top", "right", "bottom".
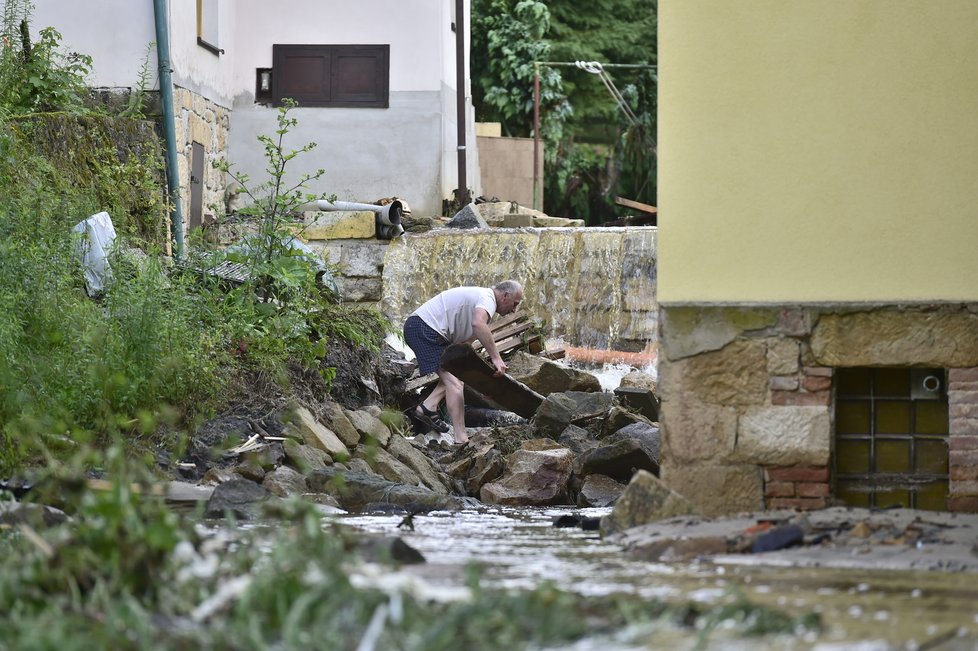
{"left": 328, "top": 507, "right": 978, "bottom": 650}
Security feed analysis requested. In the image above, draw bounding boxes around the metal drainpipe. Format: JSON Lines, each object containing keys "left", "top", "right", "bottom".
{"left": 455, "top": 0, "right": 469, "bottom": 207}
{"left": 153, "top": 0, "right": 185, "bottom": 259}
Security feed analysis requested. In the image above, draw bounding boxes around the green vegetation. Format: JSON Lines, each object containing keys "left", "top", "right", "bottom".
{"left": 0, "top": 11, "right": 389, "bottom": 474}
{"left": 471, "top": 0, "right": 656, "bottom": 224}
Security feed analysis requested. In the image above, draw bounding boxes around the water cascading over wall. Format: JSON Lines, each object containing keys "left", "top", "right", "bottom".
{"left": 382, "top": 227, "right": 658, "bottom": 357}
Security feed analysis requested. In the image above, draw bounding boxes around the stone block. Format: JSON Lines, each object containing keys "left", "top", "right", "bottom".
{"left": 766, "top": 466, "right": 829, "bottom": 482}
{"left": 287, "top": 406, "right": 348, "bottom": 459}
{"left": 769, "top": 376, "right": 799, "bottom": 391}
{"left": 299, "top": 211, "right": 376, "bottom": 240}
{"left": 766, "top": 338, "right": 800, "bottom": 375}
{"left": 659, "top": 395, "right": 738, "bottom": 463}
{"left": 684, "top": 339, "right": 768, "bottom": 406}
{"left": 772, "top": 390, "right": 830, "bottom": 406}
{"left": 659, "top": 463, "right": 764, "bottom": 517}
{"left": 600, "top": 470, "right": 696, "bottom": 536}
{"left": 336, "top": 277, "right": 383, "bottom": 302}
{"left": 661, "top": 307, "right": 779, "bottom": 361}
{"left": 811, "top": 310, "right": 978, "bottom": 367}
{"left": 735, "top": 406, "right": 830, "bottom": 466}
{"left": 338, "top": 241, "right": 388, "bottom": 277}
{"left": 533, "top": 216, "right": 585, "bottom": 227}
{"left": 502, "top": 213, "right": 535, "bottom": 228}
{"left": 776, "top": 308, "right": 813, "bottom": 336}
{"left": 324, "top": 402, "right": 361, "bottom": 447}
{"left": 344, "top": 408, "right": 391, "bottom": 447}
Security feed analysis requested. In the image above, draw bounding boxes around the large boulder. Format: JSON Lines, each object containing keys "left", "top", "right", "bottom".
{"left": 356, "top": 444, "right": 422, "bottom": 486}
{"left": 205, "top": 479, "right": 273, "bottom": 520}
{"left": 442, "top": 440, "right": 506, "bottom": 496}
{"left": 577, "top": 474, "right": 627, "bottom": 508}
{"left": 0, "top": 502, "right": 69, "bottom": 528}
{"left": 344, "top": 408, "right": 392, "bottom": 447}
{"left": 506, "top": 352, "right": 602, "bottom": 394}
{"left": 324, "top": 402, "right": 362, "bottom": 447}
{"left": 577, "top": 421, "right": 661, "bottom": 483}
{"left": 386, "top": 434, "right": 452, "bottom": 493}
{"left": 557, "top": 424, "right": 601, "bottom": 456}
{"left": 480, "top": 439, "right": 574, "bottom": 506}
{"left": 532, "top": 391, "right": 615, "bottom": 439}
{"left": 262, "top": 465, "right": 309, "bottom": 497}
{"left": 308, "top": 467, "right": 469, "bottom": 512}
{"left": 283, "top": 439, "right": 332, "bottom": 474}
{"left": 286, "top": 406, "right": 349, "bottom": 458}
{"left": 602, "top": 406, "right": 655, "bottom": 437}
{"left": 600, "top": 470, "right": 696, "bottom": 537}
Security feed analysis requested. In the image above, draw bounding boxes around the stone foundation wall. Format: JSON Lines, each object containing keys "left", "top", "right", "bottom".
{"left": 172, "top": 87, "right": 230, "bottom": 230}
{"left": 659, "top": 305, "right": 978, "bottom": 516}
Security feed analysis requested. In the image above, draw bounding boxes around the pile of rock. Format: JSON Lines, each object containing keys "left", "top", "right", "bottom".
{"left": 186, "top": 349, "right": 662, "bottom": 522}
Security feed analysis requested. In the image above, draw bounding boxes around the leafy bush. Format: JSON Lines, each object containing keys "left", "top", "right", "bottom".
{"left": 0, "top": 1, "right": 92, "bottom": 116}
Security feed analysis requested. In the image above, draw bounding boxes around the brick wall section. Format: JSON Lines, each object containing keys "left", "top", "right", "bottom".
{"left": 764, "top": 466, "right": 829, "bottom": 510}
{"left": 948, "top": 368, "right": 978, "bottom": 513}
{"left": 770, "top": 366, "right": 832, "bottom": 407}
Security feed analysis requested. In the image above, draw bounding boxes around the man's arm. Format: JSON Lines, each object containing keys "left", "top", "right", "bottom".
{"left": 471, "top": 307, "right": 507, "bottom": 377}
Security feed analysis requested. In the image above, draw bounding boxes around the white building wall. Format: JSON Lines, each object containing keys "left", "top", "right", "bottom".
{"left": 32, "top": 0, "right": 480, "bottom": 219}
{"left": 32, "top": 0, "right": 158, "bottom": 89}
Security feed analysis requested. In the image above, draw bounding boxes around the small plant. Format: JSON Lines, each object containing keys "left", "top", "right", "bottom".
{"left": 120, "top": 41, "right": 155, "bottom": 119}
{"left": 205, "top": 100, "right": 391, "bottom": 382}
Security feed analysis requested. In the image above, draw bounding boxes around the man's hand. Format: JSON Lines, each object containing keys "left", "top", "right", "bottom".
{"left": 490, "top": 356, "right": 508, "bottom": 378}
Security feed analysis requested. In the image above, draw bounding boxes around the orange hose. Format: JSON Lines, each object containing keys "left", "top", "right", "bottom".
{"left": 563, "top": 346, "right": 657, "bottom": 367}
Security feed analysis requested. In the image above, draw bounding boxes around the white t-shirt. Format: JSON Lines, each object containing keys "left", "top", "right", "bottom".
{"left": 413, "top": 286, "right": 496, "bottom": 344}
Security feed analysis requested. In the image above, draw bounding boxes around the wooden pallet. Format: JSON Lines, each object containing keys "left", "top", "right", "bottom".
{"left": 405, "top": 312, "right": 555, "bottom": 394}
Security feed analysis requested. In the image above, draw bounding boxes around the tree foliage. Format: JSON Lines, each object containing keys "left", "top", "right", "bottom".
{"left": 470, "top": 0, "right": 657, "bottom": 224}
{"left": 470, "top": 0, "right": 570, "bottom": 145}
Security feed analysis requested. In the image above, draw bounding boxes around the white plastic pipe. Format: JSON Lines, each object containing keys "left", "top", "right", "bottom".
{"left": 315, "top": 199, "right": 402, "bottom": 226}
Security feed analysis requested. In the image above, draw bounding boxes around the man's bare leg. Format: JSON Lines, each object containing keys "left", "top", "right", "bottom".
{"left": 439, "top": 369, "right": 468, "bottom": 444}
{"left": 421, "top": 382, "right": 446, "bottom": 414}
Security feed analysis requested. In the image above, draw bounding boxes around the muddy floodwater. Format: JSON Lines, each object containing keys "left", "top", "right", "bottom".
{"left": 328, "top": 506, "right": 978, "bottom": 650}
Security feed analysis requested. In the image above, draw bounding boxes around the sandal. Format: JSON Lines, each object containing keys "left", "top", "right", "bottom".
{"left": 415, "top": 404, "right": 450, "bottom": 433}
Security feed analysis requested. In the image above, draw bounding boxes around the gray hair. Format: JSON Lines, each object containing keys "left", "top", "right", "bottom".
{"left": 494, "top": 280, "right": 523, "bottom": 294}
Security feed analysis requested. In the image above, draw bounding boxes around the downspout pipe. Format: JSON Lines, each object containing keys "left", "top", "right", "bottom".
{"left": 454, "top": 0, "right": 469, "bottom": 207}
{"left": 153, "top": 0, "right": 185, "bottom": 259}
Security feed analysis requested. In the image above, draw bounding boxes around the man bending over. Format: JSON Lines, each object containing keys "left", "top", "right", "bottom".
{"left": 402, "top": 280, "right": 524, "bottom": 444}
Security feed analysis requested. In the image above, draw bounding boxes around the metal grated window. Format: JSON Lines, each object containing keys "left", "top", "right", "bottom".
{"left": 834, "top": 367, "right": 949, "bottom": 510}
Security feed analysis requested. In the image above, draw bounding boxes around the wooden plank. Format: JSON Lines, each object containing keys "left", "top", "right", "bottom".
{"left": 543, "top": 347, "right": 565, "bottom": 360}
{"left": 489, "top": 311, "right": 527, "bottom": 333}
{"left": 405, "top": 372, "right": 439, "bottom": 393}
{"left": 440, "top": 344, "right": 544, "bottom": 418}
{"left": 473, "top": 321, "right": 534, "bottom": 353}
{"left": 614, "top": 196, "right": 658, "bottom": 215}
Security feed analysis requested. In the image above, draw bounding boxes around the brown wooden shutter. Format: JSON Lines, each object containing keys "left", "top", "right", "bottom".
{"left": 272, "top": 44, "right": 388, "bottom": 108}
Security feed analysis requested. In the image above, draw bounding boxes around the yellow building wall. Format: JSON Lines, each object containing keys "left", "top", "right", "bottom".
{"left": 658, "top": 0, "right": 978, "bottom": 304}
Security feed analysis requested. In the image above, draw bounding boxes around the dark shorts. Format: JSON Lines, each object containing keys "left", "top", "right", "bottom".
{"left": 403, "top": 315, "right": 448, "bottom": 375}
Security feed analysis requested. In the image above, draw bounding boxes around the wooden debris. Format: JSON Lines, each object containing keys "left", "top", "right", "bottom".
{"left": 614, "top": 196, "right": 657, "bottom": 215}
{"left": 225, "top": 433, "right": 262, "bottom": 456}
